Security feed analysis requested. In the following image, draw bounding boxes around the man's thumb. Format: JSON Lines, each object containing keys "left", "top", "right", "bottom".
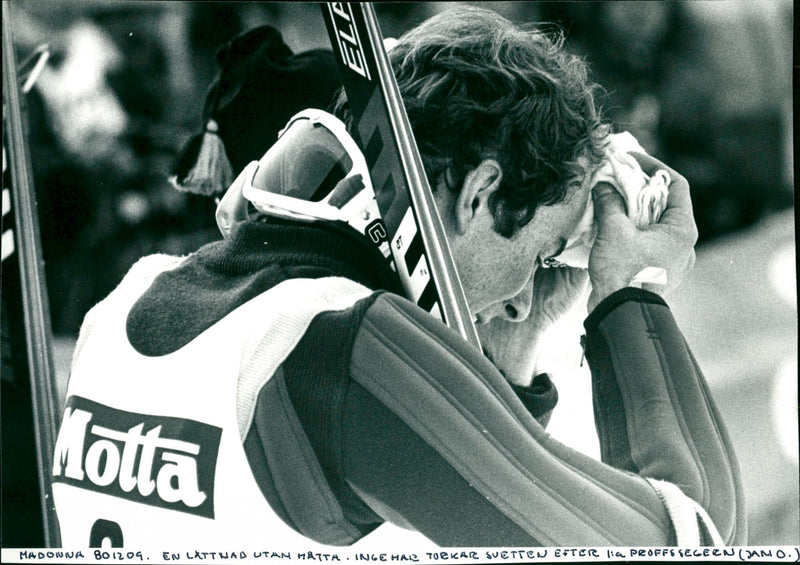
{"left": 592, "top": 181, "right": 627, "bottom": 220}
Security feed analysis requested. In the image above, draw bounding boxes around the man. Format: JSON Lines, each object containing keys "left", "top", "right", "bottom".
{"left": 51, "top": 6, "right": 745, "bottom": 548}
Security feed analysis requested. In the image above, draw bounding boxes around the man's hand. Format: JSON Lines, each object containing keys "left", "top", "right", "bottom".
{"left": 478, "top": 267, "right": 589, "bottom": 387}
{"left": 587, "top": 152, "right": 697, "bottom": 311}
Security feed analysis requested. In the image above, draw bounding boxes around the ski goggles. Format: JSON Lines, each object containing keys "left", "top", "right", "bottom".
{"left": 241, "top": 108, "right": 376, "bottom": 225}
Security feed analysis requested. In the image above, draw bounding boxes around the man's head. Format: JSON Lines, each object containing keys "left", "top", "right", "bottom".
{"left": 335, "top": 6, "right": 609, "bottom": 323}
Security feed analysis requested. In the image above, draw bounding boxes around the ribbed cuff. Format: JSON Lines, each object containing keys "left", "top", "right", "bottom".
{"left": 584, "top": 287, "right": 667, "bottom": 333}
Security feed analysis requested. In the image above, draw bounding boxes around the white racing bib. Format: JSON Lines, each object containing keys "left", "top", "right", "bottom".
{"left": 53, "top": 255, "right": 373, "bottom": 550}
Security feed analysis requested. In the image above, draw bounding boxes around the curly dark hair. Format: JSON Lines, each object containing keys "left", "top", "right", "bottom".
{"left": 333, "top": 5, "right": 609, "bottom": 237}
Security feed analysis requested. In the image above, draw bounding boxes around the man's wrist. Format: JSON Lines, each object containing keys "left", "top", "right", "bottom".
{"left": 588, "top": 280, "right": 628, "bottom": 311}
{"left": 589, "top": 267, "right": 668, "bottom": 311}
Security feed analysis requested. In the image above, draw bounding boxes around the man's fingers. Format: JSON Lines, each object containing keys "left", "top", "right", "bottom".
{"left": 534, "top": 265, "right": 589, "bottom": 296}
{"left": 630, "top": 151, "right": 696, "bottom": 230}
{"left": 551, "top": 265, "right": 590, "bottom": 292}
{"left": 592, "top": 181, "right": 627, "bottom": 221}
{"left": 657, "top": 175, "right": 694, "bottom": 230}
{"left": 629, "top": 152, "right": 690, "bottom": 204}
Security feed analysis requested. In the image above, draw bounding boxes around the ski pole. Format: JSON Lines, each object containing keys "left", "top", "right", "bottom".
{"left": 2, "top": 2, "right": 62, "bottom": 547}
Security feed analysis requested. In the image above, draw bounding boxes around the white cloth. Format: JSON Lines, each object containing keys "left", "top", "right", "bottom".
{"left": 549, "top": 132, "right": 670, "bottom": 272}
{"left": 646, "top": 478, "right": 725, "bottom": 546}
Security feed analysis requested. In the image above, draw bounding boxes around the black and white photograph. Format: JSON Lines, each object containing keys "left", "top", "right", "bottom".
{"left": 1, "top": 1, "right": 796, "bottom": 562}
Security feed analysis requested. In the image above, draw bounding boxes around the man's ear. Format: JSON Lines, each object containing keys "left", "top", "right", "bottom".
{"left": 454, "top": 159, "right": 503, "bottom": 235}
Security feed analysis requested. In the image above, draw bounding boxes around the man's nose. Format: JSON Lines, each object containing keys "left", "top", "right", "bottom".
{"left": 499, "top": 275, "right": 535, "bottom": 322}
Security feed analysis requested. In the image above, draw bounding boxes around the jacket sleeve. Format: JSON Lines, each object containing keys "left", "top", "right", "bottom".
{"left": 583, "top": 288, "right": 746, "bottom": 545}
{"left": 340, "top": 289, "right": 745, "bottom": 547}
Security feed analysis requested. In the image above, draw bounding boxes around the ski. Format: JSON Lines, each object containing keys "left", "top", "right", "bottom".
{"left": 320, "top": 2, "right": 480, "bottom": 348}
{"left": 2, "top": 2, "right": 62, "bottom": 547}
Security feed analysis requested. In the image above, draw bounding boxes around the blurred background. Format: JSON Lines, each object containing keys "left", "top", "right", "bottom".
{"left": 2, "top": 0, "right": 795, "bottom": 549}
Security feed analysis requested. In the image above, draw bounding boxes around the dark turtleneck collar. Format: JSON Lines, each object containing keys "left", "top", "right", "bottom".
{"left": 127, "top": 217, "right": 401, "bottom": 356}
